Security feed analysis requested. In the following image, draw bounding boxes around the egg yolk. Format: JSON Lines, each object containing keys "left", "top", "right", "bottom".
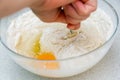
{"left": 32, "top": 40, "right": 56, "bottom": 60}
{"left": 32, "top": 39, "right": 59, "bottom": 69}
{"left": 35, "top": 52, "right": 56, "bottom": 60}
{"left": 35, "top": 52, "right": 59, "bottom": 70}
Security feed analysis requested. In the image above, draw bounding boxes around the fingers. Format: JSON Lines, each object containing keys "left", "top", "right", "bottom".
{"left": 64, "top": 5, "right": 86, "bottom": 20}
{"left": 72, "top": 0, "right": 97, "bottom": 16}
{"left": 84, "top": 0, "right": 97, "bottom": 12}
{"left": 72, "top": 1, "right": 90, "bottom": 16}
{"left": 64, "top": 0, "right": 97, "bottom": 30}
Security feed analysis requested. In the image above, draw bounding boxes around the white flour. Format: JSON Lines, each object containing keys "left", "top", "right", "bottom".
{"left": 7, "top": 8, "right": 113, "bottom": 59}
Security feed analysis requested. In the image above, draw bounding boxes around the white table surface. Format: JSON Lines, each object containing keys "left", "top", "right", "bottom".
{"left": 0, "top": 0, "right": 120, "bottom": 80}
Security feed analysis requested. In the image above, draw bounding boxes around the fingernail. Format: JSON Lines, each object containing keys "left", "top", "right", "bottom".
{"left": 67, "top": 24, "right": 76, "bottom": 30}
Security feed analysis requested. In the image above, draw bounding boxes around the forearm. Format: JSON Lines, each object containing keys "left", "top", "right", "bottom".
{"left": 0, "top": 0, "right": 38, "bottom": 18}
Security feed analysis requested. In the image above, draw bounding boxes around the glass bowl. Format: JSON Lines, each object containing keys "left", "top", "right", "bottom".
{"left": 0, "top": 0, "right": 119, "bottom": 78}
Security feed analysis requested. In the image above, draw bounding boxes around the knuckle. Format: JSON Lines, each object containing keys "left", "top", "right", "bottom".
{"left": 83, "top": 10, "right": 90, "bottom": 15}
{"left": 78, "top": 10, "right": 90, "bottom": 16}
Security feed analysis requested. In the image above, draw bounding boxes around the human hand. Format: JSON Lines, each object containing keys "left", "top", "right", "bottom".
{"left": 30, "top": 0, "right": 97, "bottom": 30}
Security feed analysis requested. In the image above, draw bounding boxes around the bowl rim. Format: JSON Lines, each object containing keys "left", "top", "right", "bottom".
{"left": 0, "top": 0, "right": 119, "bottom": 62}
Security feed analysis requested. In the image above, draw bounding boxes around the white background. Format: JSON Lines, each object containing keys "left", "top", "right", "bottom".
{"left": 0, "top": 0, "right": 120, "bottom": 80}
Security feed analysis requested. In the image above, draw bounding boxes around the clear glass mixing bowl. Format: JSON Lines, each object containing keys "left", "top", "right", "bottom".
{"left": 0, "top": 0, "right": 119, "bottom": 78}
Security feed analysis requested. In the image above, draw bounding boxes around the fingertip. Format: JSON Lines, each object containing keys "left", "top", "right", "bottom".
{"left": 67, "top": 23, "right": 80, "bottom": 30}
